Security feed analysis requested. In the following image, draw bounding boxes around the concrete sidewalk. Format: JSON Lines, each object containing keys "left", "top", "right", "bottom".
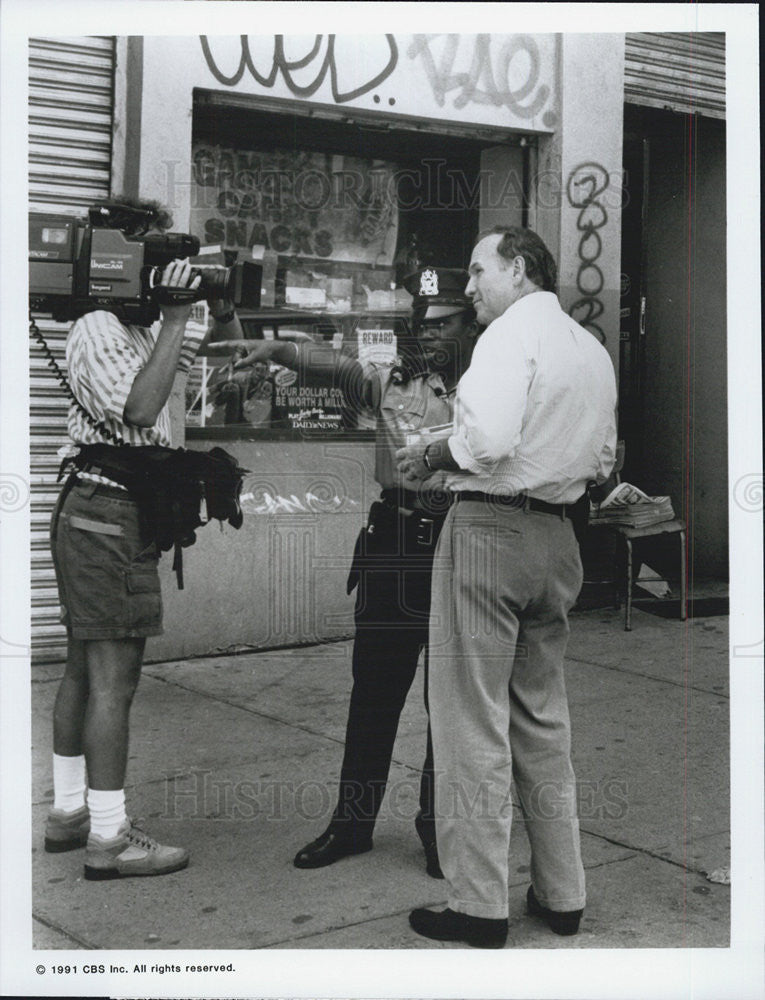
{"left": 31, "top": 603, "right": 730, "bottom": 951}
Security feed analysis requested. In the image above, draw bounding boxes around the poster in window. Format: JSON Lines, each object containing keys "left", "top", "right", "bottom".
{"left": 272, "top": 366, "right": 346, "bottom": 431}
{"left": 191, "top": 145, "right": 399, "bottom": 268}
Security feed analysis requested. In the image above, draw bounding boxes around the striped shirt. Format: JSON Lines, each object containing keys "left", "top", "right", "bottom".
{"left": 61, "top": 310, "right": 205, "bottom": 484}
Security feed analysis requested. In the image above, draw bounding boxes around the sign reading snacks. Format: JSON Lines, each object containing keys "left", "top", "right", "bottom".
{"left": 190, "top": 145, "right": 399, "bottom": 267}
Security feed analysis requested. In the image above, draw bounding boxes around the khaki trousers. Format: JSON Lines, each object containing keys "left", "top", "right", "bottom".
{"left": 428, "top": 500, "right": 586, "bottom": 919}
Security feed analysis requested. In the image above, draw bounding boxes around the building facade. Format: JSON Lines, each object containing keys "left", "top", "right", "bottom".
{"left": 29, "top": 32, "right": 726, "bottom": 663}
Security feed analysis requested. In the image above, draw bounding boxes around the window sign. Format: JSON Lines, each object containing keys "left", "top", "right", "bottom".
{"left": 356, "top": 323, "right": 397, "bottom": 371}
{"left": 273, "top": 367, "right": 346, "bottom": 431}
{"left": 191, "top": 145, "right": 399, "bottom": 271}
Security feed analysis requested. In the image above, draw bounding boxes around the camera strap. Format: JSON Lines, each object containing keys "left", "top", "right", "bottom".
{"left": 29, "top": 310, "right": 128, "bottom": 449}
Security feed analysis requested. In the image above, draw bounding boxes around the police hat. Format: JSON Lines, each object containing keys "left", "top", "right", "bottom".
{"left": 403, "top": 267, "right": 473, "bottom": 321}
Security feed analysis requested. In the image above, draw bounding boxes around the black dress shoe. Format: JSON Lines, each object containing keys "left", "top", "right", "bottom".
{"left": 293, "top": 829, "right": 373, "bottom": 869}
{"left": 414, "top": 813, "right": 444, "bottom": 879}
{"left": 526, "top": 885, "right": 583, "bottom": 936}
{"left": 409, "top": 907, "right": 507, "bottom": 949}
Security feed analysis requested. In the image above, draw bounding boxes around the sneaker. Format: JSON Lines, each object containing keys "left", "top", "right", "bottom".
{"left": 44, "top": 805, "right": 90, "bottom": 853}
{"left": 84, "top": 819, "right": 189, "bottom": 880}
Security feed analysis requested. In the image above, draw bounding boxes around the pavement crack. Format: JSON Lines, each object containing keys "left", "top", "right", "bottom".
{"left": 150, "top": 634, "right": 355, "bottom": 665}
{"left": 33, "top": 912, "right": 95, "bottom": 949}
{"left": 140, "top": 671, "right": 348, "bottom": 749}
{"left": 581, "top": 827, "right": 718, "bottom": 877}
{"left": 565, "top": 654, "right": 729, "bottom": 699}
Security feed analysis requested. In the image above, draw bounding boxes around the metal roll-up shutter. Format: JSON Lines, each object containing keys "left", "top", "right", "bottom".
{"left": 624, "top": 32, "right": 725, "bottom": 120}
{"left": 29, "top": 36, "right": 115, "bottom": 662}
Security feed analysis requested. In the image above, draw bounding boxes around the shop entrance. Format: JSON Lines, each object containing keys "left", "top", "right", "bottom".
{"left": 620, "top": 104, "right": 728, "bottom": 578}
{"left": 618, "top": 126, "right": 649, "bottom": 485}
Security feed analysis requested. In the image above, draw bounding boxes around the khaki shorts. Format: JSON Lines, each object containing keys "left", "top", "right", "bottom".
{"left": 51, "top": 479, "right": 163, "bottom": 640}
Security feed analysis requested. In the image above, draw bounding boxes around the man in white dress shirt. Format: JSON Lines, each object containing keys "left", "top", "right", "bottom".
{"left": 396, "top": 226, "right": 617, "bottom": 948}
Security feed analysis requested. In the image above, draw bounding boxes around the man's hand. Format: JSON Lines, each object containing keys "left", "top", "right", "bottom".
{"left": 396, "top": 442, "right": 431, "bottom": 485}
{"left": 124, "top": 260, "right": 199, "bottom": 427}
{"left": 157, "top": 259, "right": 201, "bottom": 327}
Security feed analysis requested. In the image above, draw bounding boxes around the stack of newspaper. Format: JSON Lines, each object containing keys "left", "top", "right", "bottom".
{"left": 589, "top": 482, "right": 676, "bottom": 529}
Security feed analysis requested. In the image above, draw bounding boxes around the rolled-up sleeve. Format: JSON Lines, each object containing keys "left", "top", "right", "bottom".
{"left": 176, "top": 324, "right": 206, "bottom": 374}
{"left": 448, "top": 325, "right": 531, "bottom": 474}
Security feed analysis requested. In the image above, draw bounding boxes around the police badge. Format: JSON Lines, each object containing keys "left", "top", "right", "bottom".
{"left": 419, "top": 269, "right": 439, "bottom": 296}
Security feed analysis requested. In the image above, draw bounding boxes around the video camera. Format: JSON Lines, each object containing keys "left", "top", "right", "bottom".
{"left": 29, "top": 203, "right": 262, "bottom": 326}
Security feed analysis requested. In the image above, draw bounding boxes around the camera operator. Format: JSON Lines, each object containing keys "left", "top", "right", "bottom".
{"left": 44, "top": 198, "right": 242, "bottom": 880}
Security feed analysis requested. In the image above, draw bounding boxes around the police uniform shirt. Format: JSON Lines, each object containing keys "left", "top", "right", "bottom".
{"left": 337, "top": 358, "right": 453, "bottom": 491}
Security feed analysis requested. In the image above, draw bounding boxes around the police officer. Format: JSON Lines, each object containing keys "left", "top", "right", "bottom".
{"left": 234, "top": 268, "right": 480, "bottom": 876}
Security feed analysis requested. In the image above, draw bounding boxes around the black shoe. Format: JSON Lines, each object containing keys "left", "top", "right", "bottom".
{"left": 526, "top": 885, "right": 583, "bottom": 936}
{"left": 414, "top": 813, "right": 444, "bottom": 880}
{"left": 409, "top": 907, "right": 507, "bottom": 949}
{"left": 293, "top": 829, "right": 373, "bottom": 870}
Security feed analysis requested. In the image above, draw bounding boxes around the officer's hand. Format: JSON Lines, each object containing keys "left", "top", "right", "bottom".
{"left": 395, "top": 443, "right": 430, "bottom": 484}
{"left": 233, "top": 341, "right": 276, "bottom": 369}
{"left": 158, "top": 258, "right": 201, "bottom": 325}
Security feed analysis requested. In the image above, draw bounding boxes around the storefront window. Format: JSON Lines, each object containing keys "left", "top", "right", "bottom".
{"left": 186, "top": 99, "right": 484, "bottom": 439}
{"left": 184, "top": 309, "right": 411, "bottom": 436}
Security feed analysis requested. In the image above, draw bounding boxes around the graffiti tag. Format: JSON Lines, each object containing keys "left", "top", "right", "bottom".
{"left": 407, "top": 34, "right": 552, "bottom": 121}
{"left": 200, "top": 35, "right": 398, "bottom": 103}
{"left": 566, "top": 162, "right": 610, "bottom": 343}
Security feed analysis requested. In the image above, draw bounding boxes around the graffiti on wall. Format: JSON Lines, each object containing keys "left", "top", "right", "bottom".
{"left": 566, "top": 162, "right": 610, "bottom": 344}
{"left": 407, "top": 34, "right": 555, "bottom": 124}
{"left": 200, "top": 35, "right": 398, "bottom": 102}
{"left": 198, "top": 34, "right": 557, "bottom": 127}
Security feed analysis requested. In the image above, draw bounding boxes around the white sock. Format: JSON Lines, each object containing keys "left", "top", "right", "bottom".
{"left": 87, "top": 788, "right": 127, "bottom": 840}
{"left": 52, "top": 753, "right": 86, "bottom": 813}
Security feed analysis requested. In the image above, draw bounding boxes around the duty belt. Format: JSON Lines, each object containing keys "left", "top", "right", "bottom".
{"left": 378, "top": 489, "right": 451, "bottom": 548}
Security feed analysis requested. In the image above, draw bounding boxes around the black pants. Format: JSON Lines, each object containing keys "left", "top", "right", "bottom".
{"left": 329, "top": 500, "right": 443, "bottom": 843}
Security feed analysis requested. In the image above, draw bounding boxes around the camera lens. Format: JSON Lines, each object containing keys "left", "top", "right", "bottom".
{"left": 196, "top": 266, "right": 232, "bottom": 302}
{"left": 192, "top": 261, "right": 261, "bottom": 308}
